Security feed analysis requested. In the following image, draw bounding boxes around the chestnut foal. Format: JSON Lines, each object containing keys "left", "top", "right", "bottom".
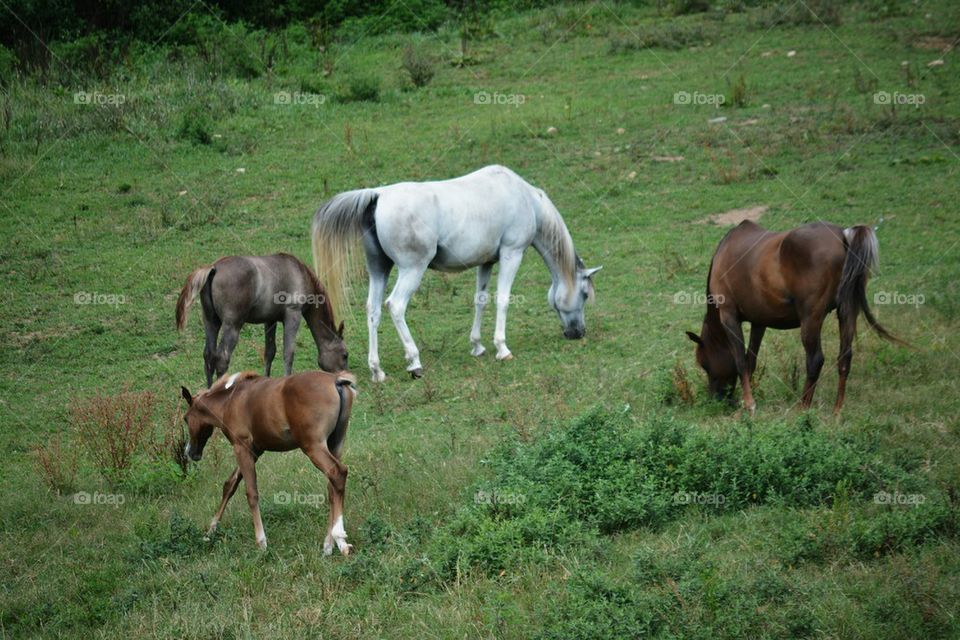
{"left": 181, "top": 370, "right": 357, "bottom": 553}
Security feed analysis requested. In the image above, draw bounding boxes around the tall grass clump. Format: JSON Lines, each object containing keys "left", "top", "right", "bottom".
{"left": 71, "top": 389, "right": 157, "bottom": 485}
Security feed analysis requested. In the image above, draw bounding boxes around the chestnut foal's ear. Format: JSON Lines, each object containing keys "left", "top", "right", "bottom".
{"left": 685, "top": 331, "right": 703, "bottom": 346}
{"left": 180, "top": 386, "right": 193, "bottom": 406}
{"left": 337, "top": 320, "right": 345, "bottom": 338}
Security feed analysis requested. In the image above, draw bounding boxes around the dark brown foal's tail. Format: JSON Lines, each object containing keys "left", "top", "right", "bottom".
{"left": 175, "top": 265, "right": 215, "bottom": 331}
{"left": 837, "top": 226, "right": 905, "bottom": 345}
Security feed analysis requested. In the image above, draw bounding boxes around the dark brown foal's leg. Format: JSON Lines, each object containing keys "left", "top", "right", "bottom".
{"left": 747, "top": 324, "right": 766, "bottom": 380}
{"left": 234, "top": 445, "right": 267, "bottom": 549}
{"left": 215, "top": 323, "right": 243, "bottom": 380}
{"left": 264, "top": 322, "right": 278, "bottom": 377}
{"left": 207, "top": 466, "right": 241, "bottom": 535}
{"left": 282, "top": 311, "right": 302, "bottom": 376}
{"left": 799, "top": 312, "right": 826, "bottom": 408}
{"left": 303, "top": 443, "right": 351, "bottom": 555}
{"left": 203, "top": 315, "right": 221, "bottom": 388}
{"left": 719, "top": 310, "right": 756, "bottom": 413}
{"left": 834, "top": 310, "right": 856, "bottom": 414}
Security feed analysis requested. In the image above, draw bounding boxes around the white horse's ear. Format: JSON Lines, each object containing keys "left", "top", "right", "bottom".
{"left": 584, "top": 266, "right": 603, "bottom": 278}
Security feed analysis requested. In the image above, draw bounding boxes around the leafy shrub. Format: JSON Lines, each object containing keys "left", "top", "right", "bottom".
{"left": 609, "top": 22, "right": 715, "bottom": 53}
{"left": 338, "top": 73, "right": 381, "bottom": 103}
{"left": 175, "top": 105, "right": 213, "bottom": 144}
{"left": 753, "top": 0, "right": 843, "bottom": 28}
{"left": 401, "top": 44, "right": 436, "bottom": 88}
{"left": 727, "top": 73, "right": 749, "bottom": 107}
{"left": 71, "top": 388, "right": 156, "bottom": 485}
{"left": 672, "top": 0, "right": 712, "bottom": 15}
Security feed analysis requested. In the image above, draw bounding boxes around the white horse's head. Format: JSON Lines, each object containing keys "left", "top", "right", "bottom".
{"left": 549, "top": 258, "right": 601, "bottom": 339}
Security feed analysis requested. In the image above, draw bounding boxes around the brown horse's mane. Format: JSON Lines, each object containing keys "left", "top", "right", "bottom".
{"left": 204, "top": 371, "right": 261, "bottom": 398}
{"left": 277, "top": 252, "right": 338, "bottom": 331}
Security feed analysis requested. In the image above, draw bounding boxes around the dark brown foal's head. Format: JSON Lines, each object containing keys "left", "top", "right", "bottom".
{"left": 180, "top": 386, "right": 216, "bottom": 462}
{"left": 686, "top": 327, "right": 738, "bottom": 403}
{"left": 317, "top": 321, "right": 349, "bottom": 372}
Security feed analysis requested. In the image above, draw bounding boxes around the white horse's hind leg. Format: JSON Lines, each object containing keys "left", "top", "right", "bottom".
{"left": 366, "top": 266, "right": 389, "bottom": 383}
{"left": 470, "top": 263, "right": 493, "bottom": 356}
{"left": 493, "top": 250, "right": 524, "bottom": 361}
{"left": 385, "top": 265, "right": 428, "bottom": 377}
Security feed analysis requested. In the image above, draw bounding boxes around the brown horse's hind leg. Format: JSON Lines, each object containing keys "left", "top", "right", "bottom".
{"left": 208, "top": 466, "right": 241, "bottom": 535}
{"left": 719, "top": 310, "right": 756, "bottom": 413}
{"left": 303, "top": 443, "right": 351, "bottom": 556}
{"left": 834, "top": 311, "right": 856, "bottom": 414}
{"left": 799, "top": 313, "right": 826, "bottom": 408}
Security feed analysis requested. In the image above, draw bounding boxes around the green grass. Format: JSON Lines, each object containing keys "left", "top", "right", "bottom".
{"left": 2, "top": 1, "right": 960, "bottom": 637}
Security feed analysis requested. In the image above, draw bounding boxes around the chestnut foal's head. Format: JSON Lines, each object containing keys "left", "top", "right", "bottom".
{"left": 686, "top": 326, "right": 738, "bottom": 403}
{"left": 180, "top": 386, "right": 216, "bottom": 462}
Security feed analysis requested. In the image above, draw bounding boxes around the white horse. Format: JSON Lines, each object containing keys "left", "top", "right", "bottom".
{"left": 311, "top": 165, "right": 601, "bottom": 382}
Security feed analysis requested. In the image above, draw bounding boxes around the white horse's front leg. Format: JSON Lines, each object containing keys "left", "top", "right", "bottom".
{"left": 386, "top": 266, "right": 428, "bottom": 377}
{"left": 366, "top": 267, "right": 389, "bottom": 383}
{"left": 493, "top": 251, "right": 524, "bottom": 361}
{"left": 470, "top": 263, "right": 493, "bottom": 356}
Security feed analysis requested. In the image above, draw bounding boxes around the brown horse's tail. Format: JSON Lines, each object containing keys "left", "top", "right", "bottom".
{"left": 176, "top": 265, "right": 215, "bottom": 331}
{"left": 837, "top": 226, "right": 904, "bottom": 344}
{"left": 311, "top": 189, "right": 378, "bottom": 317}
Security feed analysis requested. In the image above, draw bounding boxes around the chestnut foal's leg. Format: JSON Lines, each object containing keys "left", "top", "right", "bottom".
{"left": 799, "top": 311, "right": 826, "bottom": 408}
{"left": 207, "top": 466, "right": 241, "bottom": 535}
{"left": 303, "top": 443, "right": 351, "bottom": 555}
{"left": 234, "top": 445, "right": 267, "bottom": 549}
{"left": 719, "top": 310, "right": 756, "bottom": 413}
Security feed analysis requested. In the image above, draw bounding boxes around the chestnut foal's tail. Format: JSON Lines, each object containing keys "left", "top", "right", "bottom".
{"left": 176, "top": 265, "right": 215, "bottom": 331}
{"left": 837, "top": 226, "right": 904, "bottom": 344}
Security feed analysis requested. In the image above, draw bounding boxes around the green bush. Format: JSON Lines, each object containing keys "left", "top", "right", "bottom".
{"left": 338, "top": 73, "right": 382, "bottom": 102}
{"left": 401, "top": 44, "right": 436, "bottom": 88}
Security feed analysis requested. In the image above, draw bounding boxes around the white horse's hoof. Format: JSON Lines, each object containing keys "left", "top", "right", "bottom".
{"left": 471, "top": 344, "right": 486, "bottom": 357}
{"left": 409, "top": 367, "right": 424, "bottom": 379}
{"left": 370, "top": 370, "right": 386, "bottom": 383}
{"left": 340, "top": 543, "right": 354, "bottom": 556}
{"left": 496, "top": 351, "right": 513, "bottom": 361}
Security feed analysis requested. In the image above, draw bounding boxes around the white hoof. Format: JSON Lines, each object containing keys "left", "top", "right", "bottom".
{"left": 370, "top": 369, "right": 386, "bottom": 383}
{"left": 496, "top": 350, "right": 513, "bottom": 361}
{"left": 471, "top": 344, "right": 486, "bottom": 357}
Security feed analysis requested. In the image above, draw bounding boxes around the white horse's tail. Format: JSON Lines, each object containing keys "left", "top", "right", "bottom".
{"left": 311, "top": 189, "right": 379, "bottom": 314}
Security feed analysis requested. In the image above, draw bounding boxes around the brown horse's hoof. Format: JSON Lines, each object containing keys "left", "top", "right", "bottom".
{"left": 410, "top": 368, "right": 424, "bottom": 379}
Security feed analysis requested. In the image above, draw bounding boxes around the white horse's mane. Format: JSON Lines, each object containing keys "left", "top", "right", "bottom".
{"left": 534, "top": 191, "right": 578, "bottom": 289}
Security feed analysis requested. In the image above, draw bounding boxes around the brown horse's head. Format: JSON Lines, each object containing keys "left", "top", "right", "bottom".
{"left": 686, "top": 326, "right": 737, "bottom": 403}
{"left": 180, "top": 386, "right": 216, "bottom": 462}
{"left": 317, "top": 321, "right": 349, "bottom": 372}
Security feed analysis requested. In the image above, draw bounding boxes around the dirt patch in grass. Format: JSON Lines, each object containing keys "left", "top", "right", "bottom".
{"left": 697, "top": 205, "right": 768, "bottom": 225}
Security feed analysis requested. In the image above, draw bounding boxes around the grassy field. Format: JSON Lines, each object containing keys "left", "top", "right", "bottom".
{"left": 2, "top": 1, "right": 960, "bottom": 638}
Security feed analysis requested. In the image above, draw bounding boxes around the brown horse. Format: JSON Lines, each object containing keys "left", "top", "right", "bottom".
{"left": 181, "top": 370, "right": 357, "bottom": 553}
{"left": 176, "top": 253, "right": 348, "bottom": 387}
{"left": 686, "top": 221, "right": 902, "bottom": 414}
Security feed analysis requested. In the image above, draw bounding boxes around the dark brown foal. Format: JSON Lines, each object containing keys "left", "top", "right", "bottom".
{"left": 181, "top": 370, "right": 357, "bottom": 553}
{"left": 686, "top": 221, "right": 903, "bottom": 414}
